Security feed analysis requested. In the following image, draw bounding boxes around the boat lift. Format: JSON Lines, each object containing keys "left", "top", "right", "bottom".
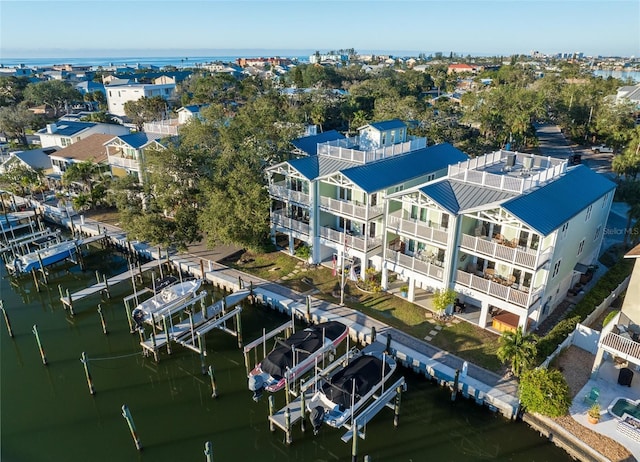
{"left": 267, "top": 343, "right": 405, "bottom": 446}
{"left": 139, "top": 289, "right": 250, "bottom": 362}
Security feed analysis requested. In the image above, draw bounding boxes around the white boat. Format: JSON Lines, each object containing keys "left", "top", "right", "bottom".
{"left": 8, "top": 239, "right": 77, "bottom": 274}
{"left": 132, "top": 279, "right": 202, "bottom": 328}
{"left": 248, "top": 321, "right": 349, "bottom": 400}
{"left": 306, "top": 347, "right": 396, "bottom": 432}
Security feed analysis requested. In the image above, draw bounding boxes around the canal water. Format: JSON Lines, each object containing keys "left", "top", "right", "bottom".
{"left": 1, "top": 245, "right": 573, "bottom": 461}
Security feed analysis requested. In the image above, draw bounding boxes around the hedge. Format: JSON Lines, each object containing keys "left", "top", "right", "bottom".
{"left": 536, "top": 258, "right": 633, "bottom": 363}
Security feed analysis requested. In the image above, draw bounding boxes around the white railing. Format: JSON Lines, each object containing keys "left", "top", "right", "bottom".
{"left": 316, "top": 136, "right": 426, "bottom": 164}
{"left": 318, "top": 196, "right": 383, "bottom": 219}
{"left": 108, "top": 155, "right": 140, "bottom": 171}
{"left": 387, "top": 249, "right": 444, "bottom": 281}
{"left": 271, "top": 211, "right": 310, "bottom": 236}
{"left": 387, "top": 213, "right": 449, "bottom": 245}
{"left": 460, "top": 233, "right": 537, "bottom": 269}
{"left": 600, "top": 332, "right": 640, "bottom": 362}
{"left": 455, "top": 269, "right": 529, "bottom": 307}
{"left": 268, "top": 183, "right": 310, "bottom": 205}
{"left": 447, "top": 150, "right": 567, "bottom": 194}
{"left": 143, "top": 119, "right": 179, "bottom": 135}
{"left": 319, "top": 227, "right": 381, "bottom": 252}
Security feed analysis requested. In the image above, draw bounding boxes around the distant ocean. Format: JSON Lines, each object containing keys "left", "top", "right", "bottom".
{"left": 0, "top": 55, "right": 309, "bottom": 69}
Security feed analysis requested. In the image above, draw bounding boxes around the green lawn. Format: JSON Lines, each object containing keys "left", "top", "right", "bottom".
{"left": 229, "top": 249, "right": 504, "bottom": 372}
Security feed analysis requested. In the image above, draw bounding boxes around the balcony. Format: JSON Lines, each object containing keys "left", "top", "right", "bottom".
{"left": 108, "top": 155, "right": 140, "bottom": 171}
{"left": 600, "top": 332, "right": 640, "bottom": 363}
{"left": 387, "top": 212, "right": 449, "bottom": 245}
{"left": 268, "top": 182, "right": 310, "bottom": 205}
{"left": 319, "top": 226, "right": 382, "bottom": 252}
{"left": 455, "top": 269, "right": 530, "bottom": 308}
{"left": 316, "top": 136, "right": 427, "bottom": 164}
{"left": 386, "top": 249, "right": 444, "bottom": 281}
{"left": 460, "top": 233, "right": 541, "bottom": 269}
{"left": 319, "top": 196, "right": 384, "bottom": 220}
{"left": 271, "top": 211, "right": 310, "bottom": 236}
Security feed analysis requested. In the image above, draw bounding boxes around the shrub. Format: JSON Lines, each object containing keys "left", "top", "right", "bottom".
{"left": 602, "top": 310, "right": 620, "bottom": 329}
{"left": 295, "top": 245, "right": 311, "bottom": 260}
{"left": 519, "top": 368, "right": 571, "bottom": 418}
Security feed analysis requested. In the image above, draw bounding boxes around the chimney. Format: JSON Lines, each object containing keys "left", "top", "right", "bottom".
{"left": 46, "top": 123, "right": 57, "bottom": 134}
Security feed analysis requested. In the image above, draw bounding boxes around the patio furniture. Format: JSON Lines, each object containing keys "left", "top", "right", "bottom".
{"left": 583, "top": 387, "right": 599, "bottom": 405}
{"left": 485, "top": 268, "right": 495, "bottom": 279}
{"left": 619, "top": 368, "right": 634, "bottom": 387}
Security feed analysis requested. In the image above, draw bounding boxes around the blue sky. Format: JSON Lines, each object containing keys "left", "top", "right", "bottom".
{"left": 1, "top": 0, "right": 638, "bottom": 58}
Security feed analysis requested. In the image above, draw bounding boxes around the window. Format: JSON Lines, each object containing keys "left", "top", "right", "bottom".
{"left": 382, "top": 133, "right": 387, "bottom": 144}
{"left": 585, "top": 205, "right": 592, "bottom": 222}
{"left": 419, "top": 207, "right": 427, "bottom": 222}
{"left": 552, "top": 260, "right": 561, "bottom": 278}
{"left": 61, "top": 137, "right": 72, "bottom": 147}
{"left": 408, "top": 239, "right": 415, "bottom": 252}
{"left": 602, "top": 192, "right": 609, "bottom": 208}
{"left": 577, "top": 239, "right": 585, "bottom": 256}
{"left": 410, "top": 205, "right": 418, "bottom": 220}
{"left": 440, "top": 214, "right": 449, "bottom": 230}
{"left": 339, "top": 217, "right": 352, "bottom": 232}
{"left": 560, "top": 222, "right": 569, "bottom": 239}
{"left": 338, "top": 187, "right": 352, "bottom": 201}
{"left": 594, "top": 225, "right": 602, "bottom": 241}
{"left": 370, "top": 193, "right": 377, "bottom": 206}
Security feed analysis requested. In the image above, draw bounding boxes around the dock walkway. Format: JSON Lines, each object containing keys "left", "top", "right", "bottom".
{"left": 46, "top": 212, "right": 520, "bottom": 419}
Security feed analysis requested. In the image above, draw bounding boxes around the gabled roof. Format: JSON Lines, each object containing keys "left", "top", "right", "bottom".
{"left": 51, "top": 134, "right": 114, "bottom": 163}
{"left": 112, "top": 132, "right": 162, "bottom": 149}
{"left": 286, "top": 155, "right": 358, "bottom": 181}
{"left": 178, "top": 105, "right": 203, "bottom": 113}
{"left": 419, "top": 179, "right": 517, "bottom": 214}
{"left": 37, "top": 121, "right": 96, "bottom": 137}
{"left": 5, "top": 148, "right": 55, "bottom": 171}
{"left": 341, "top": 143, "right": 468, "bottom": 193}
{"left": 291, "top": 130, "right": 345, "bottom": 156}
{"left": 364, "top": 119, "right": 406, "bottom": 132}
{"left": 502, "top": 165, "right": 616, "bottom": 236}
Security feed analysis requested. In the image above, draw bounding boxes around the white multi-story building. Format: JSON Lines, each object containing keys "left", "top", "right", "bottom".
{"left": 37, "top": 120, "right": 130, "bottom": 149}
{"left": 382, "top": 150, "right": 616, "bottom": 332}
{"left": 105, "top": 79, "right": 176, "bottom": 117}
{"left": 266, "top": 120, "right": 468, "bottom": 279}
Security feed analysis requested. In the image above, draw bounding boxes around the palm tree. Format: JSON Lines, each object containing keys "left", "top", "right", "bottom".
{"left": 496, "top": 327, "right": 538, "bottom": 377}
{"left": 62, "top": 161, "right": 103, "bottom": 195}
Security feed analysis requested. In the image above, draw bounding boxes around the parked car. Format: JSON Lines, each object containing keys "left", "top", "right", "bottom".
{"left": 591, "top": 144, "right": 613, "bottom": 153}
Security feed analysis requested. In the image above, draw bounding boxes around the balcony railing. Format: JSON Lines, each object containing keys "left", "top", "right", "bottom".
{"left": 460, "top": 234, "right": 539, "bottom": 269}
{"left": 271, "top": 211, "right": 310, "bottom": 236}
{"left": 387, "top": 249, "right": 444, "bottom": 281}
{"left": 319, "top": 226, "right": 382, "bottom": 252}
{"left": 318, "top": 196, "right": 384, "bottom": 220}
{"left": 387, "top": 213, "right": 449, "bottom": 245}
{"left": 316, "top": 136, "right": 426, "bottom": 164}
{"left": 268, "top": 182, "right": 310, "bottom": 205}
{"left": 599, "top": 332, "right": 640, "bottom": 362}
{"left": 108, "top": 155, "right": 140, "bottom": 171}
{"left": 455, "top": 269, "right": 530, "bottom": 307}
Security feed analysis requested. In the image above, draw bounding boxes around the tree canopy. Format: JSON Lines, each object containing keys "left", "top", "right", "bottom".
{"left": 23, "top": 80, "right": 82, "bottom": 117}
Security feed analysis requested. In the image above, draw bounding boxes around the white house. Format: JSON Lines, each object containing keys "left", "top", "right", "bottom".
{"left": 382, "top": 150, "right": 616, "bottom": 332}
{"left": 37, "top": 121, "right": 129, "bottom": 149}
{"left": 105, "top": 132, "right": 166, "bottom": 182}
{"left": 105, "top": 78, "right": 177, "bottom": 117}
{"left": 266, "top": 119, "right": 468, "bottom": 278}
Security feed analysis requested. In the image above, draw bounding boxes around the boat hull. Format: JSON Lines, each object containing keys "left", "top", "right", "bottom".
{"left": 248, "top": 321, "right": 349, "bottom": 396}
{"left": 9, "top": 240, "right": 77, "bottom": 274}
{"left": 132, "top": 279, "right": 202, "bottom": 327}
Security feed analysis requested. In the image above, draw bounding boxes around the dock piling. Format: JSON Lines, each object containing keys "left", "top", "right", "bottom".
{"left": 81, "top": 352, "right": 95, "bottom": 395}
{"left": 66, "top": 288, "right": 74, "bottom": 316}
{"left": 208, "top": 365, "right": 218, "bottom": 398}
{"left": 451, "top": 369, "right": 460, "bottom": 402}
{"left": 1, "top": 301, "right": 14, "bottom": 338}
{"left": 235, "top": 311, "right": 243, "bottom": 349}
{"left": 300, "top": 380, "right": 306, "bottom": 433}
{"left": 198, "top": 333, "right": 206, "bottom": 374}
{"left": 393, "top": 385, "right": 403, "bottom": 427}
{"left": 370, "top": 326, "right": 376, "bottom": 344}
{"left": 385, "top": 334, "right": 391, "bottom": 354}
{"left": 102, "top": 274, "right": 110, "bottom": 299}
{"left": 32, "top": 324, "right": 47, "bottom": 365}
{"left": 268, "top": 395, "right": 275, "bottom": 432}
{"left": 204, "top": 441, "right": 213, "bottom": 462}
{"left": 284, "top": 407, "right": 292, "bottom": 445}
{"left": 97, "top": 304, "right": 108, "bottom": 335}
{"left": 305, "top": 295, "right": 311, "bottom": 324}
{"left": 31, "top": 268, "right": 40, "bottom": 292}
{"left": 351, "top": 417, "right": 359, "bottom": 462}
{"left": 121, "top": 404, "right": 142, "bottom": 451}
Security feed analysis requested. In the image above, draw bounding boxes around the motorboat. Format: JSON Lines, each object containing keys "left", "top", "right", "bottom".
{"left": 8, "top": 239, "right": 77, "bottom": 274}
{"left": 306, "top": 347, "right": 396, "bottom": 432}
{"left": 132, "top": 278, "right": 202, "bottom": 328}
{"left": 248, "top": 321, "right": 349, "bottom": 400}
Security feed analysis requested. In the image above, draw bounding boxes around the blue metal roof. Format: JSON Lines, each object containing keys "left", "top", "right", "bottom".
{"left": 116, "top": 133, "right": 162, "bottom": 149}
{"left": 502, "top": 165, "right": 616, "bottom": 236}
{"left": 367, "top": 119, "right": 406, "bottom": 131}
{"left": 341, "top": 143, "right": 468, "bottom": 193}
{"left": 38, "top": 121, "right": 96, "bottom": 136}
{"left": 287, "top": 155, "right": 358, "bottom": 181}
{"left": 291, "top": 130, "right": 345, "bottom": 156}
{"left": 419, "top": 179, "right": 518, "bottom": 214}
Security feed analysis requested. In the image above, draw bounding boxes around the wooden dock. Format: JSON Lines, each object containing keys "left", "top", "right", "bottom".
{"left": 59, "top": 260, "right": 160, "bottom": 309}
{"left": 140, "top": 289, "right": 250, "bottom": 360}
